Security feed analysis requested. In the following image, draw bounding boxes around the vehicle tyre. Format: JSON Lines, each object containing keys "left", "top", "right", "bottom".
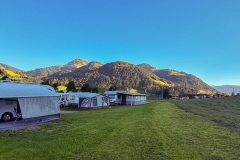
{"left": 1, "top": 112, "right": 13, "bottom": 122}
{"left": 60, "top": 104, "right": 64, "bottom": 108}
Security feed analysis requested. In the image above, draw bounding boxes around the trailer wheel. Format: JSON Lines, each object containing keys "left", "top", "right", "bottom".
{"left": 1, "top": 112, "right": 13, "bottom": 122}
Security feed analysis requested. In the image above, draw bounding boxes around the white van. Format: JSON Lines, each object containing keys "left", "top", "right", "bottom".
{"left": 0, "top": 99, "right": 18, "bottom": 122}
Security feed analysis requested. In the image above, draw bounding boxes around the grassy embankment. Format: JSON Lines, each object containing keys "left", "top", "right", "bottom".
{"left": 1, "top": 99, "right": 240, "bottom": 159}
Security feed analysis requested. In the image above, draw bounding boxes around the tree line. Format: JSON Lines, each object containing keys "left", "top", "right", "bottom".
{"left": 42, "top": 80, "right": 117, "bottom": 93}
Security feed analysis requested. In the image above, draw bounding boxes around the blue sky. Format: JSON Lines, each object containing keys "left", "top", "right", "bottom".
{"left": 0, "top": 0, "right": 239, "bottom": 85}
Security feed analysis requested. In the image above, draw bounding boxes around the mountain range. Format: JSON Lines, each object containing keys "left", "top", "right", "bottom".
{"left": 25, "top": 59, "right": 89, "bottom": 77}
{"left": 0, "top": 63, "right": 37, "bottom": 82}
{"left": 0, "top": 59, "right": 218, "bottom": 95}
{"left": 212, "top": 85, "right": 240, "bottom": 95}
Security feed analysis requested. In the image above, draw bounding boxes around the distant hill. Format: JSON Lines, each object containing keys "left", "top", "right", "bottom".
{"left": 137, "top": 63, "right": 157, "bottom": 72}
{"left": 47, "top": 61, "right": 103, "bottom": 79}
{"left": 137, "top": 64, "right": 217, "bottom": 94}
{"left": 0, "top": 63, "right": 39, "bottom": 82}
{"left": 44, "top": 61, "right": 171, "bottom": 93}
{"left": 74, "top": 61, "right": 103, "bottom": 72}
{"left": 212, "top": 85, "right": 240, "bottom": 95}
{"left": 0, "top": 63, "right": 23, "bottom": 73}
{"left": 1, "top": 59, "right": 218, "bottom": 95}
{"left": 152, "top": 69, "right": 216, "bottom": 94}
{"left": 25, "top": 59, "right": 89, "bottom": 78}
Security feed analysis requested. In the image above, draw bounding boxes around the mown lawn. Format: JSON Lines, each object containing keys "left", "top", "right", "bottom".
{"left": 1, "top": 101, "right": 240, "bottom": 159}
{"left": 171, "top": 97, "right": 240, "bottom": 132}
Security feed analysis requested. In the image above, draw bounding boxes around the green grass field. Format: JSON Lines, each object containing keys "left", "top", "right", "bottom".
{"left": 172, "top": 97, "right": 240, "bottom": 132}
{"left": 1, "top": 100, "right": 240, "bottom": 159}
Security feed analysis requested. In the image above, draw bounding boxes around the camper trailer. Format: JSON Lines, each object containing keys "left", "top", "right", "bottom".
{"left": 68, "top": 92, "right": 80, "bottom": 106}
{"left": 57, "top": 92, "right": 69, "bottom": 107}
{"left": 103, "top": 91, "right": 121, "bottom": 105}
{"left": 104, "top": 91, "right": 146, "bottom": 106}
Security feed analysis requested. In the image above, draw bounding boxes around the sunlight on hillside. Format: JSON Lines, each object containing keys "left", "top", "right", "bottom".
{"left": 127, "top": 88, "right": 138, "bottom": 93}
{"left": 57, "top": 86, "right": 67, "bottom": 91}
{"left": 197, "top": 90, "right": 206, "bottom": 94}
{"left": 154, "top": 80, "right": 171, "bottom": 87}
{"left": 170, "top": 71, "right": 185, "bottom": 76}
{"left": 6, "top": 69, "right": 21, "bottom": 77}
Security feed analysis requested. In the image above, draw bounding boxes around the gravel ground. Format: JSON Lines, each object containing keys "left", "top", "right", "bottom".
{"left": 60, "top": 111, "right": 79, "bottom": 114}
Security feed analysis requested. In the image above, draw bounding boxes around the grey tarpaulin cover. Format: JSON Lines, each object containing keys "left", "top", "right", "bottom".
{"left": 18, "top": 97, "right": 59, "bottom": 119}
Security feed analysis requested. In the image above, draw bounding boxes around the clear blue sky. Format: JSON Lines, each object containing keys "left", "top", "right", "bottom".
{"left": 0, "top": 0, "right": 239, "bottom": 85}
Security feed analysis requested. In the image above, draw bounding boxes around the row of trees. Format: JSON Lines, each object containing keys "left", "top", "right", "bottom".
{"left": 67, "top": 82, "right": 117, "bottom": 93}
{"left": 43, "top": 81, "right": 112, "bottom": 93}
{"left": 0, "top": 75, "right": 9, "bottom": 80}
{"left": 43, "top": 79, "right": 220, "bottom": 98}
{"left": 155, "top": 89, "right": 170, "bottom": 99}
{"left": 45, "top": 79, "right": 168, "bottom": 98}
{"left": 154, "top": 88, "right": 231, "bottom": 99}
{"left": 80, "top": 83, "right": 98, "bottom": 93}
{"left": 42, "top": 80, "right": 119, "bottom": 93}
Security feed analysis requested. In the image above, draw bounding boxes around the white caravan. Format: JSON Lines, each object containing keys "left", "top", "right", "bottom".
{"left": 103, "top": 91, "right": 121, "bottom": 105}
{"left": 0, "top": 99, "right": 18, "bottom": 122}
{"left": 0, "top": 80, "right": 60, "bottom": 124}
{"left": 68, "top": 92, "right": 80, "bottom": 106}
{"left": 57, "top": 92, "right": 69, "bottom": 108}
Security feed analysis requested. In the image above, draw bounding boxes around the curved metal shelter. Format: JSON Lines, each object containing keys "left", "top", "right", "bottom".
{"left": 0, "top": 81, "right": 60, "bottom": 129}
{"left": 0, "top": 81, "right": 57, "bottom": 98}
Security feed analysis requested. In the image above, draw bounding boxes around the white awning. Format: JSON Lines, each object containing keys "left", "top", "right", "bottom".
{"left": 0, "top": 82, "right": 58, "bottom": 98}
{"left": 18, "top": 97, "right": 60, "bottom": 119}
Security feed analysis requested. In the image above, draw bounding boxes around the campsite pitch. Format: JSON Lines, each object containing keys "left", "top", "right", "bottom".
{"left": 1, "top": 100, "right": 240, "bottom": 159}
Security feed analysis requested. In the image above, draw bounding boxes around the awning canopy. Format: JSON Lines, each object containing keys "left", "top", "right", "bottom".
{"left": 104, "top": 90, "right": 146, "bottom": 96}
{"left": 0, "top": 82, "right": 59, "bottom": 98}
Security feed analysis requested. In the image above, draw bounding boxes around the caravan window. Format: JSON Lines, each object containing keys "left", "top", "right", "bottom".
{"left": 108, "top": 95, "right": 115, "bottom": 99}
{"left": 62, "top": 95, "right": 67, "bottom": 100}
{"left": 70, "top": 95, "right": 75, "bottom": 100}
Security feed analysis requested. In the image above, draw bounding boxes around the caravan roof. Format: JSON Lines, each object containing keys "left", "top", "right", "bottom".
{"left": 67, "top": 92, "right": 101, "bottom": 98}
{"left": 79, "top": 92, "right": 101, "bottom": 98}
{"left": 0, "top": 82, "right": 58, "bottom": 98}
{"left": 104, "top": 91, "right": 118, "bottom": 94}
{"left": 104, "top": 90, "right": 146, "bottom": 96}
